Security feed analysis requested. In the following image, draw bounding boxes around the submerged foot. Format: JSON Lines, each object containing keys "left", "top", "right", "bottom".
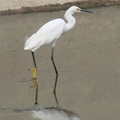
{"left": 28, "top": 68, "right": 38, "bottom": 88}
{"left": 28, "top": 68, "right": 39, "bottom": 105}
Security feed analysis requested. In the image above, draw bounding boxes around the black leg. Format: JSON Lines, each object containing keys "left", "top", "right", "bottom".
{"left": 31, "top": 52, "right": 38, "bottom": 105}
{"left": 35, "top": 87, "right": 38, "bottom": 105}
{"left": 31, "top": 51, "right": 37, "bottom": 69}
{"left": 51, "top": 47, "right": 60, "bottom": 108}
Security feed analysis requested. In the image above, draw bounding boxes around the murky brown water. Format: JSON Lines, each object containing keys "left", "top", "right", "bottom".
{"left": 0, "top": 6, "right": 120, "bottom": 120}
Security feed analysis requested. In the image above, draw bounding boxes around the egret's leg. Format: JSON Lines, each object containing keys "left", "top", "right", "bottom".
{"left": 29, "top": 51, "right": 38, "bottom": 105}
{"left": 51, "top": 47, "right": 60, "bottom": 108}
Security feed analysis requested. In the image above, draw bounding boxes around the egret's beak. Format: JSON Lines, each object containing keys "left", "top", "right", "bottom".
{"left": 81, "top": 9, "right": 93, "bottom": 13}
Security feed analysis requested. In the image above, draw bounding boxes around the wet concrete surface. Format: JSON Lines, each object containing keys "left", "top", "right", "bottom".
{"left": 0, "top": 6, "right": 120, "bottom": 120}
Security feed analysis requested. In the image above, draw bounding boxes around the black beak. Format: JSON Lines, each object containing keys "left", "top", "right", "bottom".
{"left": 81, "top": 9, "right": 93, "bottom": 13}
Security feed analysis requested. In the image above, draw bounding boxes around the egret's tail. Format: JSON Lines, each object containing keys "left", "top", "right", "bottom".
{"left": 24, "top": 34, "right": 36, "bottom": 51}
{"left": 24, "top": 37, "right": 29, "bottom": 50}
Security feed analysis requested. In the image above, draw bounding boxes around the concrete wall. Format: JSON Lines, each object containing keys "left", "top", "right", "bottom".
{"left": 0, "top": 0, "right": 119, "bottom": 15}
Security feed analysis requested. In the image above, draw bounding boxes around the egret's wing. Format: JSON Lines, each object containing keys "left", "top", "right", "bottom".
{"left": 37, "top": 18, "right": 65, "bottom": 41}
{"left": 24, "top": 19, "right": 65, "bottom": 51}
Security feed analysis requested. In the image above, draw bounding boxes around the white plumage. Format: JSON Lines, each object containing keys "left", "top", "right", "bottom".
{"left": 24, "top": 6, "right": 81, "bottom": 52}
{"left": 24, "top": 19, "right": 66, "bottom": 52}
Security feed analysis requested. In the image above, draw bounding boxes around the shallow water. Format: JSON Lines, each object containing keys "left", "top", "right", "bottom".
{"left": 0, "top": 6, "right": 120, "bottom": 120}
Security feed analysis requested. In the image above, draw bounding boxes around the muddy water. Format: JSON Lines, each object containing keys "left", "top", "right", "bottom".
{"left": 0, "top": 6, "right": 120, "bottom": 120}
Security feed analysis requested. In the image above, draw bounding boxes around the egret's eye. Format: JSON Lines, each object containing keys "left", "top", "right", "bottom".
{"left": 77, "top": 8, "right": 80, "bottom": 11}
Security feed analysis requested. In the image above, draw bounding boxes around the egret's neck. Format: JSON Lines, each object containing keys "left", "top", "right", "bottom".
{"left": 64, "top": 11, "right": 76, "bottom": 33}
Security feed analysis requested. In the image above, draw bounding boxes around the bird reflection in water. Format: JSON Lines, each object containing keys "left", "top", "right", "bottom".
{"left": 31, "top": 105, "right": 81, "bottom": 120}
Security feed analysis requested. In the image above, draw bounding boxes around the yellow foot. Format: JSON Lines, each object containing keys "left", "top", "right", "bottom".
{"left": 29, "top": 68, "right": 37, "bottom": 78}
{"left": 28, "top": 68, "right": 38, "bottom": 88}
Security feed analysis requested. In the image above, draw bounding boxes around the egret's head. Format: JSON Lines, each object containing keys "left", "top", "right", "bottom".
{"left": 68, "top": 6, "right": 93, "bottom": 14}
{"left": 68, "top": 6, "right": 81, "bottom": 13}
{"left": 65, "top": 6, "right": 93, "bottom": 19}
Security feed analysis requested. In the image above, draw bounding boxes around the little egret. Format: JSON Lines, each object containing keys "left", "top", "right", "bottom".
{"left": 24, "top": 6, "right": 93, "bottom": 106}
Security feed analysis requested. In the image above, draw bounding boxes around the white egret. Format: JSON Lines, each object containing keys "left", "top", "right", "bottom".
{"left": 24, "top": 6, "right": 93, "bottom": 106}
